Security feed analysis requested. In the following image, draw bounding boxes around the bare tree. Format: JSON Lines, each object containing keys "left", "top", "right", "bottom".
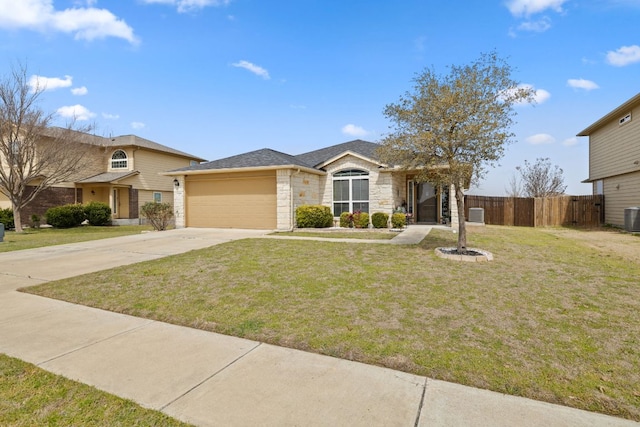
{"left": 378, "top": 52, "right": 534, "bottom": 253}
{"left": 0, "top": 63, "right": 95, "bottom": 232}
{"left": 505, "top": 172, "right": 523, "bottom": 197}
{"left": 516, "top": 157, "right": 567, "bottom": 197}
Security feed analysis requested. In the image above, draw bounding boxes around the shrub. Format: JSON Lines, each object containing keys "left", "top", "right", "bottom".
{"left": 340, "top": 211, "right": 369, "bottom": 228}
{"left": 84, "top": 202, "right": 112, "bottom": 226}
{"left": 296, "top": 205, "right": 333, "bottom": 228}
{"left": 371, "top": 212, "right": 389, "bottom": 229}
{"left": 391, "top": 212, "right": 407, "bottom": 228}
{"left": 353, "top": 211, "right": 369, "bottom": 228}
{"left": 0, "top": 208, "right": 14, "bottom": 229}
{"left": 141, "top": 202, "right": 173, "bottom": 231}
{"left": 340, "top": 212, "right": 351, "bottom": 228}
{"left": 30, "top": 214, "right": 41, "bottom": 229}
{"left": 45, "top": 204, "right": 86, "bottom": 228}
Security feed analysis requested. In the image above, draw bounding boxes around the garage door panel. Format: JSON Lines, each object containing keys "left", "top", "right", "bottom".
{"left": 186, "top": 173, "right": 277, "bottom": 229}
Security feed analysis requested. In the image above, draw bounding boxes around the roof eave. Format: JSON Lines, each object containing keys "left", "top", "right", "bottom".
{"left": 315, "top": 151, "right": 384, "bottom": 169}
{"left": 577, "top": 92, "right": 640, "bottom": 136}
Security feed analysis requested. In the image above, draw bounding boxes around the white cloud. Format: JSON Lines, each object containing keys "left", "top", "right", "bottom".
{"left": 506, "top": 0, "right": 567, "bottom": 17}
{"left": 71, "top": 86, "right": 88, "bottom": 95}
{"left": 28, "top": 74, "right": 73, "bottom": 92}
{"left": 232, "top": 60, "right": 270, "bottom": 80}
{"left": 56, "top": 104, "right": 96, "bottom": 121}
{"left": 503, "top": 84, "right": 550, "bottom": 105}
{"left": 102, "top": 113, "right": 119, "bottom": 119}
{"left": 141, "top": 0, "right": 231, "bottom": 13}
{"left": 606, "top": 45, "right": 640, "bottom": 67}
{"left": 563, "top": 137, "right": 578, "bottom": 146}
{"left": 341, "top": 124, "right": 370, "bottom": 137}
{"left": 0, "top": 0, "right": 138, "bottom": 44}
{"left": 526, "top": 133, "right": 556, "bottom": 145}
{"left": 567, "top": 78, "right": 599, "bottom": 91}
{"left": 517, "top": 17, "right": 551, "bottom": 32}
{"left": 131, "top": 121, "right": 145, "bottom": 129}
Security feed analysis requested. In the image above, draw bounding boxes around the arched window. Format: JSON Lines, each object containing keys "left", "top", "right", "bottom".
{"left": 111, "top": 150, "right": 128, "bottom": 169}
{"left": 332, "top": 169, "right": 369, "bottom": 216}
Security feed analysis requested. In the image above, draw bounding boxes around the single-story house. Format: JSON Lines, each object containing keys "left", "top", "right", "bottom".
{"left": 578, "top": 92, "right": 640, "bottom": 227}
{"left": 165, "top": 139, "right": 459, "bottom": 230}
{"left": 0, "top": 131, "right": 205, "bottom": 225}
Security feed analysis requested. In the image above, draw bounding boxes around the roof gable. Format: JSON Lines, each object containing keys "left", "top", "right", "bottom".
{"left": 295, "top": 140, "right": 380, "bottom": 168}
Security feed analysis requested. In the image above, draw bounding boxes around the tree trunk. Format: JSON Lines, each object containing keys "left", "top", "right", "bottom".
{"left": 12, "top": 204, "right": 23, "bottom": 233}
{"left": 455, "top": 185, "right": 466, "bottom": 253}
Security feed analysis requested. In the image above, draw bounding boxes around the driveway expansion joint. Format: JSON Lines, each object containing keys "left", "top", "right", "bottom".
{"left": 160, "top": 341, "right": 263, "bottom": 411}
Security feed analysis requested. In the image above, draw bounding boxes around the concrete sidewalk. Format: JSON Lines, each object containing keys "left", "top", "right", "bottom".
{"left": 0, "top": 228, "right": 636, "bottom": 426}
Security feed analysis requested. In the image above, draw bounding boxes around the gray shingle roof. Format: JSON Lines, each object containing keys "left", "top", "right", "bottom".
{"left": 172, "top": 148, "right": 314, "bottom": 172}
{"left": 294, "top": 139, "right": 380, "bottom": 168}
{"left": 77, "top": 171, "right": 139, "bottom": 183}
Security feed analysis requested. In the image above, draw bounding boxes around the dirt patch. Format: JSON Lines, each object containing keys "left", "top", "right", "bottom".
{"left": 541, "top": 228, "right": 640, "bottom": 264}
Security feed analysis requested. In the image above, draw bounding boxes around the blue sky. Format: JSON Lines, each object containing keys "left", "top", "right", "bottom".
{"left": 1, "top": 0, "right": 639, "bottom": 195}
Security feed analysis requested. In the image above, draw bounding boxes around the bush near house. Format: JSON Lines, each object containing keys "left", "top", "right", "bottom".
{"left": 391, "top": 212, "right": 407, "bottom": 228}
{"left": 295, "top": 205, "right": 333, "bottom": 228}
{"left": 340, "top": 211, "right": 370, "bottom": 228}
{"left": 45, "top": 204, "right": 86, "bottom": 228}
{"left": 371, "top": 212, "right": 389, "bottom": 229}
{"left": 84, "top": 202, "right": 112, "bottom": 226}
{"left": 0, "top": 208, "right": 14, "bottom": 229}
{"left": 141, "top": 202, "right": 173, "bottom": 231}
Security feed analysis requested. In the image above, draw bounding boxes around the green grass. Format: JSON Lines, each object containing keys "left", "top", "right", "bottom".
{"left": 23, "top": 226, "right": 640, "bottom": 421}
{"left": 0, "top": 354, "right": 191, "bottom": 426}
{"left": 0, "top": 226, "right": 152, "bottom": 253}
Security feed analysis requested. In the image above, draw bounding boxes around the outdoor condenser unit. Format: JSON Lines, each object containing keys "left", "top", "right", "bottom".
{"left": 624, "top": 207, "right": 640, "bottom": 232}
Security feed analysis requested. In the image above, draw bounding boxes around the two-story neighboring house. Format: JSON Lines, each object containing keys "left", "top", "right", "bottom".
{"left": 0, "top": 131, "right": 205, "bottom": 225}
{"left": 578, "top": 92, "right": 640, "bottom": 227}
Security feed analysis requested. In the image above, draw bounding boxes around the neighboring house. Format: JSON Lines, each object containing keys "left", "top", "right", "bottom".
{"left": 0, "top": 132, "right": 205, "bottom": 225}
{"left": 578, "top": 92, "right": 640, "bottom": 227}
{"left": 165, "top": 139, "right": 459, "bottom": 230}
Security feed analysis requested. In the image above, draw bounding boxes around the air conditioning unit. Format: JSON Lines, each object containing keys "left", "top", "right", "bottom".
{"left": 624, "top": 207, "right": 640, "bottom": 232}
{"left": 469, "top": 207, "right": 485, "bottom": 223}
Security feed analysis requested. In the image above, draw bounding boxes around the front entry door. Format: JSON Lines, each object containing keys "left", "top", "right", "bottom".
{"left": 417, "top": 183, "right": 437, "bottom": 223}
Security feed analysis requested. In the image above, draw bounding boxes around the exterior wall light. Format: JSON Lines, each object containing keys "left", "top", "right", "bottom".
{"left": 173, "top": 179, "right": 180, "bottom": 187}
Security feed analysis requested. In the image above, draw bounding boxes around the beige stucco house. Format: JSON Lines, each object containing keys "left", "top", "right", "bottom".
{"left": 0, "top": 132, "right": 205, "bottom": 225}
{"left": 165, "top": 140, "right": 458, "bottom": 230}
{"left": 578, "top": 92, "right": 640, "bottom": 227}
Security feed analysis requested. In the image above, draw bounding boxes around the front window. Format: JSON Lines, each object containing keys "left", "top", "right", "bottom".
{"left": 111, "top": 150, "right": 128, "bottom": 169}
{"left": 332, "top": 169, "right": 369, "bottom": 216}
{"left": 153, "top": 192, "right": 162, "bottom": 203}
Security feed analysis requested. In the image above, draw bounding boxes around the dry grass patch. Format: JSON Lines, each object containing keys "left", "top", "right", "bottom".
{"left": 24, "top": 226, "right": 640, "bottom": 421}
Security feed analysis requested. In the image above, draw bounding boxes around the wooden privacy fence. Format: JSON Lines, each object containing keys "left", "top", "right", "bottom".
{"left": 464, "top": 195, "right": 604, "bottom": 228}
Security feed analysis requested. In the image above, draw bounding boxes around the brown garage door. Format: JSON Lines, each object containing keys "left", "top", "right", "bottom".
{"left": 186, "top": 171, "right": 277, "bottom": 229}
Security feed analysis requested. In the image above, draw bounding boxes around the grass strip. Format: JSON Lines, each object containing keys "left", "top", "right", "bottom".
{"left": 0, "top": 226, "right": 152, "bottom": 253}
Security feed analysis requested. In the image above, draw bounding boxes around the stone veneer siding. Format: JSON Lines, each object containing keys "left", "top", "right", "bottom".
{"left": 173, "top": 176, "right": 185, "bottom": 228}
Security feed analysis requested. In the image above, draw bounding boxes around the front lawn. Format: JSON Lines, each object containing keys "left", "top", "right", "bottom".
{"left": 0, "top": 354, "right": 191, "bottom": 426}
{"left": 271, "top": 230, "right": 397, "bottom": 240}
{"left": 23, "top": 226, "right": 640, "bottom": 421}
{"left": 0, "top": 225, "right": 152, "bottom": 253}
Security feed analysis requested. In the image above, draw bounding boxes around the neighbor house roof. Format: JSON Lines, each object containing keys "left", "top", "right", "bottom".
{"left": 42, "top": 127, "right": 205, "bottom": 162}
{"left": 577, "top": 92, "right": 640, "bottom": 136}
{"left": 77, "top": 171, "right": 140, "bottom": 184}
